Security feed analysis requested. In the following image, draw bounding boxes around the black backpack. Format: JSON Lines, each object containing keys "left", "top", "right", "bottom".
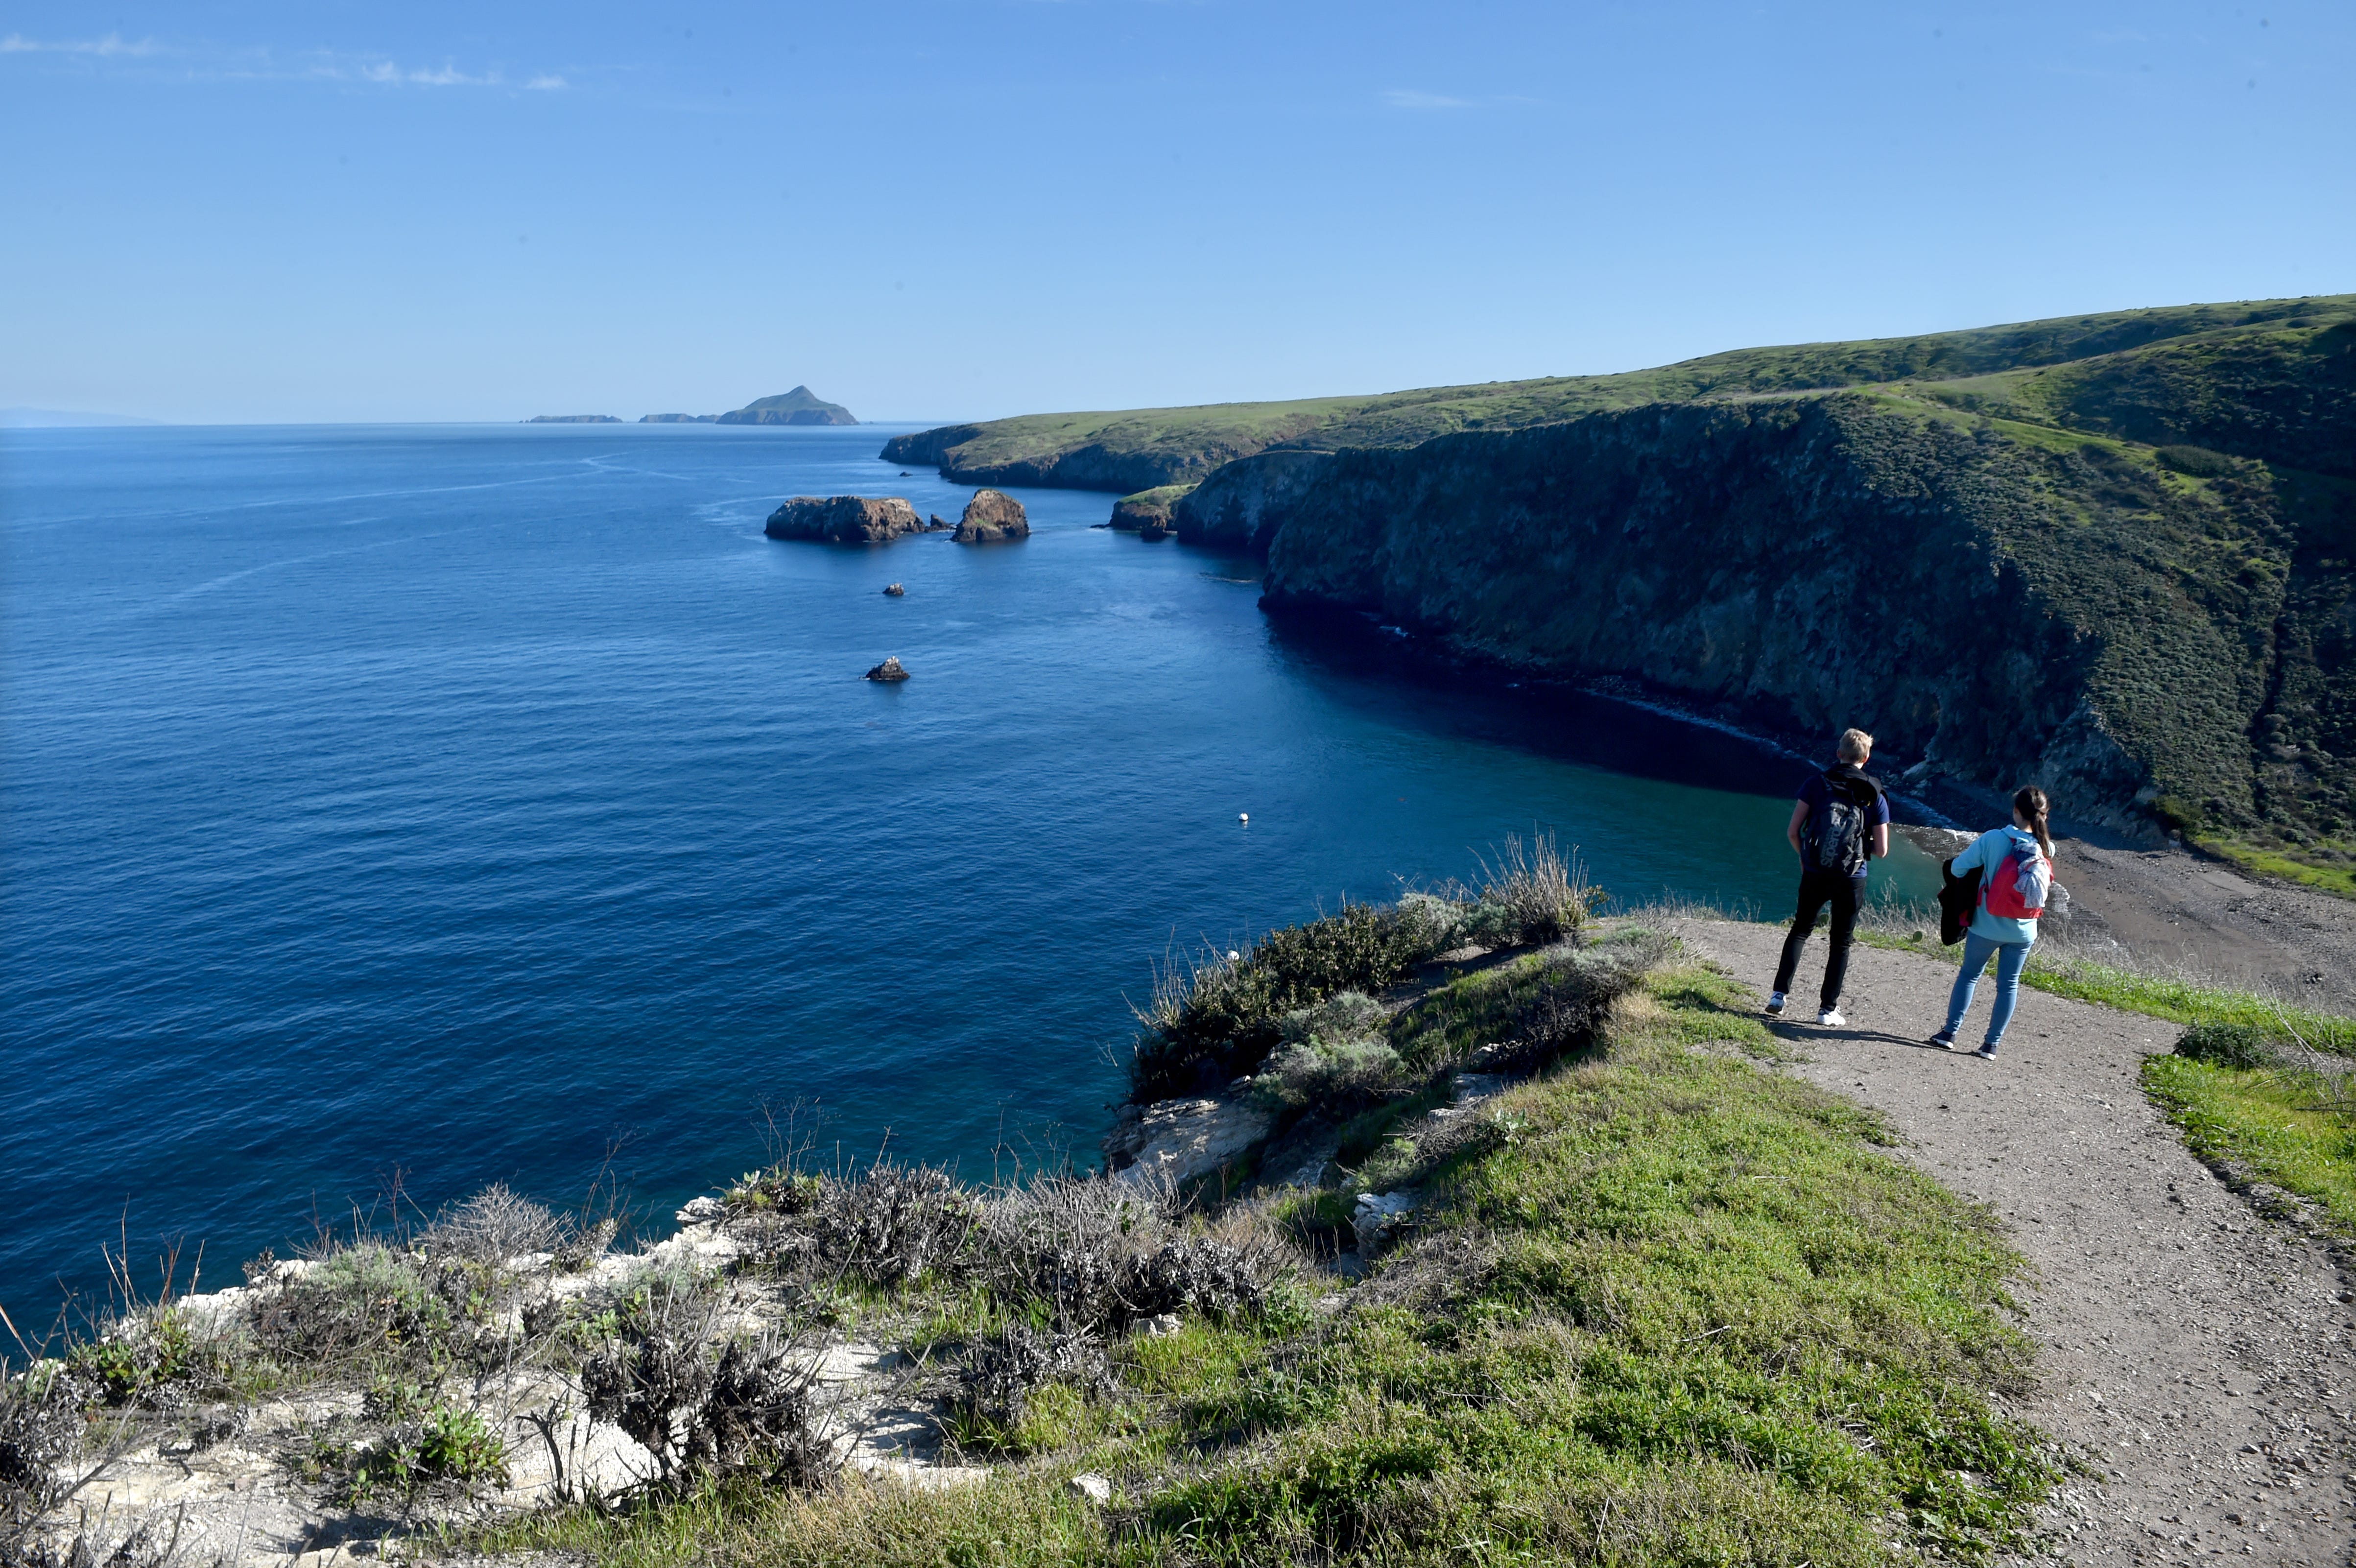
{"left": 1803, "top": 769, "right": 1876, "bottom": 876}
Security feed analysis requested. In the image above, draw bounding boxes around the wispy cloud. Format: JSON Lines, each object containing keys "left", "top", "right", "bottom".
{"left": 1, "top": 32, "right": 161, "bottom": 56}
{"left": 357, "top": 59, "right": 504, "bottom": 87}
{"left": 1384, "top": 88, "right": 1473, "bottom": 110}
{"left": 3, "top": 32, "right": 569, "bottom": 90}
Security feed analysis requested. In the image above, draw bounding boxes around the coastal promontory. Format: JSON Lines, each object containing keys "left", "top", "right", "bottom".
{"left": 882, "top": 295, "right": 2356, "bottom": 883}
{"left": 950, "top": 488, "right": 1029, "bottom": 543}
{"left": 1109, "top": 483, "right": 1195, "bottom": 533}
{"left": 763, "top": 495, "right": 925, "bottom": 543}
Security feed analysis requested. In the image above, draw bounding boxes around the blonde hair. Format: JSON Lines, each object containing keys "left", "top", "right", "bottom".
{"left": 2013, "top": 785, "right": 2053, "bottom": 857}
{"left": 1836, "top": 728, "right": 1874, "bottom": 762}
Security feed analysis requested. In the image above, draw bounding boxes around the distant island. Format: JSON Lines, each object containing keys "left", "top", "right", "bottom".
{"left": 526, "top": 388, "right": 858, "bottom": 426}
{"left": 713, "top": 386, "right": 857, "bottom": 426}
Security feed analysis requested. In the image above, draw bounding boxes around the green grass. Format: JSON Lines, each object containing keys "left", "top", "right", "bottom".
{"left": 2144, "top": 1056, "right": 2356, "bottom": 1235}
{"left": 479, "top": 960, "right": 2056, "bottom": 1568}
{"left": 2022, "top": 954, "right": 2356, "bottom": 1051}
{"left": 2192, "top": 832, "right": 2356, "bottom": 899}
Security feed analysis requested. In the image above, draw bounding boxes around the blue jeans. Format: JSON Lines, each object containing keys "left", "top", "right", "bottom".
{"left": 1945, "top": 931, "right": 2031, "bottom": 1049}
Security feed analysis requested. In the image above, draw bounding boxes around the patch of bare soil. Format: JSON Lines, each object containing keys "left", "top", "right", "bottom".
{"left": 1671, "top": 918, "right": 2356, "bottom": 1568}
{"left": 2047, "top": 838, "right": 2356, "bottom": 1017}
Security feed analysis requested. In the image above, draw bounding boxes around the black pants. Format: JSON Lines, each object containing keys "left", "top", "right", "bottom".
{"left": 1773, "top": 868, "right": 1867, "bottom": 1009}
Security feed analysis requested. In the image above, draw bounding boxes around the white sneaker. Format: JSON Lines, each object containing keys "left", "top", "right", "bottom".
{"left": 1816, "top": 1008, "right": 1846, "bottom": 1027}
{"left": 1764, "top": 992, "right": 1786, "bottom": 1016}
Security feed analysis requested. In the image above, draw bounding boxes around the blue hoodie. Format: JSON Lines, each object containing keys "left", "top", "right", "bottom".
{"left": 1951, "top": 825, "right": 2047, "bottom": 945}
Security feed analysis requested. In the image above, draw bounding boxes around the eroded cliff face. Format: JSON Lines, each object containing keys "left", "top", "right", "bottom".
{"left": 1262, "top": 397, "right": 2311, "bottom": 837}
{"left": 1172, "top": 450, "right": 1335, "bottom": 552}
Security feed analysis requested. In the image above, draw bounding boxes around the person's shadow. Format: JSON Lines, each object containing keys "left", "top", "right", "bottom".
{"left": 1764, "top": 1020, "right": 1949, "bottom": 1052}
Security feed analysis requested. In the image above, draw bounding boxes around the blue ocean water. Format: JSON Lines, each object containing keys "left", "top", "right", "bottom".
{"left": 0, "top": 424, "right": 1935, "bottom": 1307}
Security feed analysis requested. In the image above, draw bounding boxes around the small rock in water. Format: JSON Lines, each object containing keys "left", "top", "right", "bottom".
{"left": 882, "top": 582, "right": 905, "bottom": 596}
{"left": 865, "top": 656, "right": 910, "bottom": 682}
{"left": 927, "top": 513, "right": 953, "bottom": 530}
{"left": 1069, "top": 1473, "right": 1113, "bottom": 1505}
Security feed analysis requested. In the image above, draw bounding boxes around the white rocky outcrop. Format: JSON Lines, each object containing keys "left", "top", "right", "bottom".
{"left": 1101, "top": 1091, "right": 1274, "bottom": 1189}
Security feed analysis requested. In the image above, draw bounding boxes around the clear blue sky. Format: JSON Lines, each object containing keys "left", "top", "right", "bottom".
{"left": 4, "top": 1, "right": 2348, "bottom": 425}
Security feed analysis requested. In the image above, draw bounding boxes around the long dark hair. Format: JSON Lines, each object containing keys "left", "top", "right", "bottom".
{"left": 2013, "top": 785, "right": 2053, "bottom": 857}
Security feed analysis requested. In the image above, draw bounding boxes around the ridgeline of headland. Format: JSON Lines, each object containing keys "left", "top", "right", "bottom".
{"left": 885, "top": 296, "right": 2356, "bottom": 890}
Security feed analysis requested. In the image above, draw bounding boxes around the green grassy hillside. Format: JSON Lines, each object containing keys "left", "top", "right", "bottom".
{"left": 883, "top": 296, "right": 2354, "bottom": 489}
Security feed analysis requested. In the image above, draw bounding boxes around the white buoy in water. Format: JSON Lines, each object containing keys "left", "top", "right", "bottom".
{"left": 1238, "top": 812, "right": 1249, "bottom": 823}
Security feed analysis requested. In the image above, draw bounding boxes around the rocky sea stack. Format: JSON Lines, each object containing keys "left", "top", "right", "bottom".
{"left": 764, "top": 496, "right": 925, "bottom": 544}
{"left": 864, "top": 655, "right": 910, "bottom": 682}
{"left": 951, "top": 488, "right": 1029, "bottom": 543}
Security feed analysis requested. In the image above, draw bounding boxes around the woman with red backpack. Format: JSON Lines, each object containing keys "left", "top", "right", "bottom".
{"left": 1929, "top": 786, "right": 2056, "bottom": 1058}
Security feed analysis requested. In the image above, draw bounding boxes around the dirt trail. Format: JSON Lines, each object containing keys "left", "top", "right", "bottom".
{"left": 1669, "top": 919, "right": 2356, "bottom": 1568}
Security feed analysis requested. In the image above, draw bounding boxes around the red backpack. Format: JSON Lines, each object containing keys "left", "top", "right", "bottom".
{"left": 1982, "top": 836, "right": 2051, "bottom": 921}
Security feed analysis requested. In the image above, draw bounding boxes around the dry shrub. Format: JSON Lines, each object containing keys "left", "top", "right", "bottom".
{"left": 420, "top": 1184, "right": 562, "bottom": 1263}
{"left": 580, "top": 1276, "right": 829, "bottom": 1490}
{"left": 1, "top": 1509, "right": 212, "bottom": 1568}
{"left": 974, "top": 1176, "right": 1274, "bottom": 1335}
{"left": 948, "top": 1324, "right": 1106, "bottom": 1440}
{"left": 0, "top": 1366, "right": 80, "bottom": 1531}
{"left": 809, "top": 1162, "right": 979, "bottom": 1288}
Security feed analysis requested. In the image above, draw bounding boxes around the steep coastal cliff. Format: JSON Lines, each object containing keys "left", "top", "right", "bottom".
{"left": 876, "top": 296, "right": 2352, "bottom": 877}
{"left": 1171, "top": 450, "right": 1333, "bottom": 551}
{"left": 1260, "top": 394, "right": 2354, "bottom": 850}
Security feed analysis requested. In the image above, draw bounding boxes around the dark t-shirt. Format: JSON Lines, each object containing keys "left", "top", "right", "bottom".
{"left": 1797, "top": 765, "right": 1889, "bottom": 875}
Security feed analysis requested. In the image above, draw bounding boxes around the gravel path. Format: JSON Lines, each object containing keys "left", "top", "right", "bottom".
{"left": 1669, "top": 918, "right": 2356, "bottom": 1568}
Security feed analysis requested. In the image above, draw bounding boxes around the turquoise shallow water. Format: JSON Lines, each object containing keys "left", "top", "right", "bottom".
{"left": 0, "top": 423, "right": 1935, "bottom": 1305}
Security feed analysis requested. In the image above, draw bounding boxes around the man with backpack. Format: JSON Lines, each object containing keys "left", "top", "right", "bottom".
{"left": 1766, "top": 728, "right": 1890, "bottom": 1026}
